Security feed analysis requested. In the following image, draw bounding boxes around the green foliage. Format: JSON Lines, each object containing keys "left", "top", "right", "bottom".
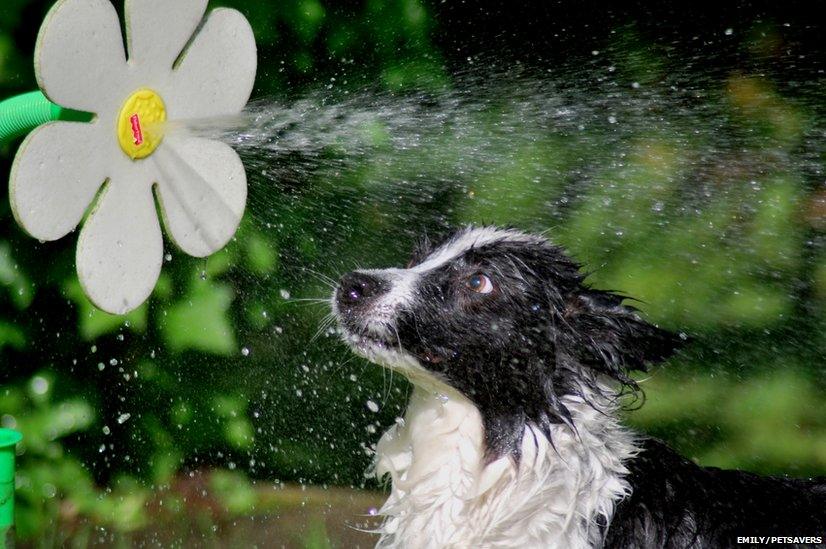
{"left": 629, "top": 370, "right": 826, "bottom": 476}
{"left": 0, "top": 0, "right": 824, "bottom": 544}
{"left": 209, "top": 469, "right": 257, "bottom": 514}
{"left": 1, "top": 375, "right": 152, "bottom": 539}
{"left": 65, "top": 280, "right": 148, "bottom": 340}
{"left": 159, "top": 281, "right": 237, "bottom": 355}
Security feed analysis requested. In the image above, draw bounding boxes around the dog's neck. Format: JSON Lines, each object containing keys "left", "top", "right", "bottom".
{"left": 372, "top": 383, "right": 637, "bottom": 548}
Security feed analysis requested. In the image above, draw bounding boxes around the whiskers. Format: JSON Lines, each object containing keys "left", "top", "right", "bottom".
{"left": 311, "top": 311, "right": 338, "bottom": 343}
{"left": 302, "top": 266, "right": 339, "bottom": 291}
{"left": 288, "top": 297, "right": 333, "bottom": 306}
{"left": 282, "top": 267, "right": 339, "bottom": 341}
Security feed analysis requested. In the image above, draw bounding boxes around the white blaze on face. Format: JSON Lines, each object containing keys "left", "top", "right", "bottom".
{"left": 411, "top": 226, "right": 531, "bottom": 273}
{"left": 356, "top": 268, "right": 419, "bottom": 328}
{"left": 351, "top": 227, "right": 542, "bottom": 333}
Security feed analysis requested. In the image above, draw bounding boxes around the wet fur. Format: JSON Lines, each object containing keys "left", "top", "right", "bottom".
{"left": 333, "top": 226, "right": 826, "bottom": 548}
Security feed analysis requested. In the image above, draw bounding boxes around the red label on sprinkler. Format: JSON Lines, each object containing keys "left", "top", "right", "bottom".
{"left": 130, "top": 114, "right": 144, "bottom": 146}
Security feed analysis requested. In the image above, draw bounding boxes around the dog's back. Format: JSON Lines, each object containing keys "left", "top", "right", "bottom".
{"left": 606, "top": 438, "right": 826, "bottom": 548}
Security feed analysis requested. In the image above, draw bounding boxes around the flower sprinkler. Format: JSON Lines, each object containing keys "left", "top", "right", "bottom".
{"left": 0, "top": 0, "right": 258, "bottom": 315}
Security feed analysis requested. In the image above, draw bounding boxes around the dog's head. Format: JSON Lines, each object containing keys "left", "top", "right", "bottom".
{"left": 333, "top": 226, "right": 684, "bottom": 455}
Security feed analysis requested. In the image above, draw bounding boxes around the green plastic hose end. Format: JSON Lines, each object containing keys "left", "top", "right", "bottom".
{"left": 0, "top": 429, "right": 22, "bottom": 531}
{"left": 0, "top": 91, "right": 92, "bottom": 147}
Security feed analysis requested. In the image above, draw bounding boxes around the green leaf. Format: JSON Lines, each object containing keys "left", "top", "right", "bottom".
{"left": 224, "top": 417, "right": 255, "bottom": 450}
{"left": 303, "top": 517, "right": 334, "bottom": 549}
{"left": 64, "top": 280, "right": 148, "bottom": 340}
{"left": 293, "top": 0, "right": 326, "bottom": 43}
{"left": 246, "top": 232, "right": 279, "bottom": 275}
{"left": 0, "top": 320, "right": 25, "bottom": 351}
{"left": 159, "top": 281, "right": 236, "bottom": 355}
{"left": 0, "top": 240, "right": 33, "bottom": 308}
{"left": 209, "top": 470, "right": 257, "bottom": 515}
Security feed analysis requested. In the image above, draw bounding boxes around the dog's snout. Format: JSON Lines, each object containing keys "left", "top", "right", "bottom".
{"left": 337, "top": 272, "right": 386, "bottom": 307}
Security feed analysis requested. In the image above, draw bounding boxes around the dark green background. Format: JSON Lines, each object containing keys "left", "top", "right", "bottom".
{"left": 1, "top": 0, "right": 824, "bottom": 544}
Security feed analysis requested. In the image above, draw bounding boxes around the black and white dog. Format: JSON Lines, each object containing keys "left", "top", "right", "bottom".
{"left": 332, "top": 226, "right": 826, "bottom": 548}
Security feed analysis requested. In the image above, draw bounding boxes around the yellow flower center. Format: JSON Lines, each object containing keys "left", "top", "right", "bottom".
{"left": 117, "top": 88, "right": 167, "bottom": 160}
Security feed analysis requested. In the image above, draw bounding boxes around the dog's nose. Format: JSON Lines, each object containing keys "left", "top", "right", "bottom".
{"left": 337, "top": 272, "right": 386, "bottom": 307}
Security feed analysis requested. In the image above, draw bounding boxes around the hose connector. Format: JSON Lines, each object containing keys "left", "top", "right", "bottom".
{"left": 0, "top": 91, "right": 90, "bottom": 147}
{"left": 0, "top": 429, "right": 22, "bottom": 549}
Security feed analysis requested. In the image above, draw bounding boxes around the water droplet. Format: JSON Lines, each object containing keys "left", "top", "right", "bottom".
{"left": 42, "top": 483, "right": 57, "bottom": 498}
{"left": 31, "top": 376, "right": 49, "bottom": 395}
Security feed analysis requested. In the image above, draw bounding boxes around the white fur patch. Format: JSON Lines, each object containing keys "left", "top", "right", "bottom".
{"left": 413, "top": 226, "right": 544, "bottom": 274}
{"left": 340, "top": 334, "right": 454, "bottom": 393}
{"left": 346, "top": 227, "right": 545, "bottom": 337}
{"left": 372, "top": 383, "right": 637, "bottom": 549}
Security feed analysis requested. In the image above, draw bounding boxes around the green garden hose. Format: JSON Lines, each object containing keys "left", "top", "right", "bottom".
{"left": 0, "top": 429, "right": 22, "bottom": 549}
{"left": 0, "top": 91, "right": 91, "bottom": 147}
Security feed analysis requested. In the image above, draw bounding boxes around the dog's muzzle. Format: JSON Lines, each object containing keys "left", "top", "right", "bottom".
{"left": 336, "top": 271, "right": 389, "bottom": 310}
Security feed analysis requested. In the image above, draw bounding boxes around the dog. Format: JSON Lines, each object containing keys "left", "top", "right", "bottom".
{"left": 332, "top": 226, "right": 826, "bottom": 548}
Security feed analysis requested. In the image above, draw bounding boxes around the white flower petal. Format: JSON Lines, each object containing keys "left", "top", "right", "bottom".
{"left": 165, "top": 8, "right": 257, "bottom": 120}
{"left": 124, "top": 0, "right": 207, "bottom": 69}
{"left": 153, "top": 136, "right": 247, "bottom": 257}
{"left": 35, "top": 0, "right": 127, "bottom": 114}
{"left": 76, "top": 168, "right": 163, "bottom": 315}
{"left": 10, "top": 121, "right": 108, "bottom": 241}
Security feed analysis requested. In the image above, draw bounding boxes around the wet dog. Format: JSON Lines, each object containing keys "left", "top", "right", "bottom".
{"left": 333, "top": 226, "right": 826, "bottom": 548}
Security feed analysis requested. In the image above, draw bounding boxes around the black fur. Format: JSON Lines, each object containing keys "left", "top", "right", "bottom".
{"left": 606, "top": 439, "right": 826, "bottom": 548}
{"left": 335, "top": 226, "right": 826, "bottom": 547}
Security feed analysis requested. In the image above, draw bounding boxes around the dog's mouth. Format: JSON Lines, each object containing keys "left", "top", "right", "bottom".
{"left": 334, "top": 306, "right": 452, "bottom": 368}
{"left": 344, "top": 330, "right": 394, "bottom": 350}
{"left": 340, "top": 326, "right": 450, "bottom": 368}
{"left": 335, "top": 318, "right": 397, "bottom": 351}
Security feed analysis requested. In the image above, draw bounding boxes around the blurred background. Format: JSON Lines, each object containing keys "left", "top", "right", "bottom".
{"left": 1, "top": 0, "right": 824, "bottom": 545}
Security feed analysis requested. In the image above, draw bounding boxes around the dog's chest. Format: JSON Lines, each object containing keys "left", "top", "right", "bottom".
{"left": 372, "top": 388, "right": 635, "bottom": 548}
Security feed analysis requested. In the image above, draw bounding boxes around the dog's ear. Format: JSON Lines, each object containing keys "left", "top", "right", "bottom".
{"left": 563, "top": 289, "right": 685, "bottom": 378}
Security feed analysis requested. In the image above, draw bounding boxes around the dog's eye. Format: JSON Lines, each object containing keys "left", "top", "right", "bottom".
{"left": 466, "top": 274, "right": 494, "bottom": 294}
